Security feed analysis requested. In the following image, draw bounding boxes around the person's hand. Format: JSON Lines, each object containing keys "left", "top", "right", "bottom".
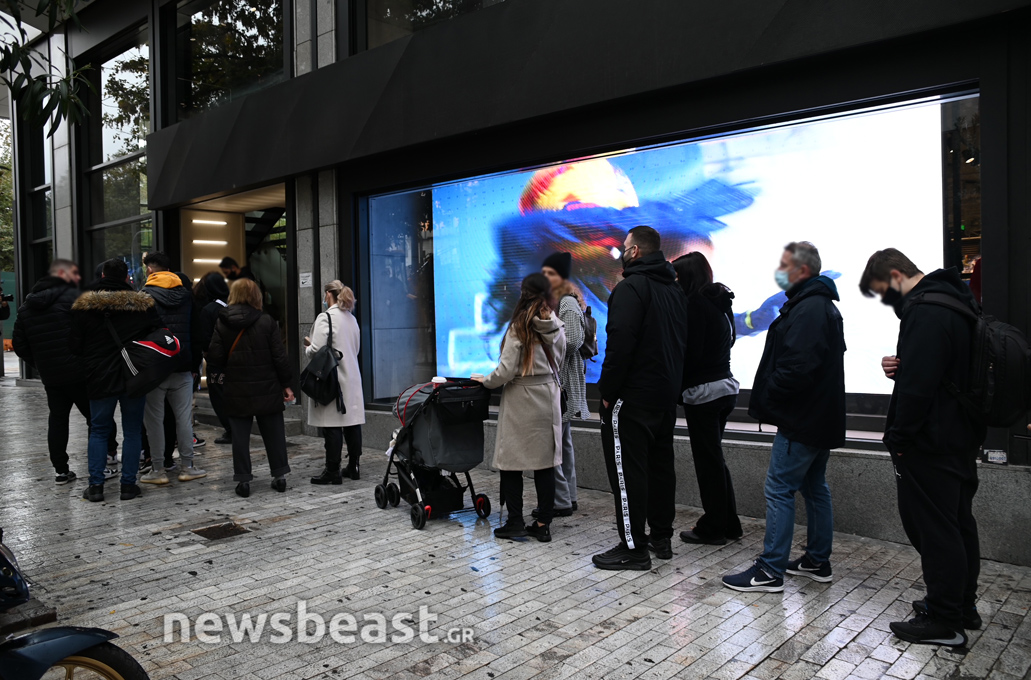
{"left": 303, "top": 336, "right": 311, "bottom": 347}
{"left": 882, "top": 355, "right": 900, "bottom": 378}
{"left": 284, "top": 387, "right": 295, "bottom": 402}
{"left": 602, "top": 399, "right": 610, "bottom": 409}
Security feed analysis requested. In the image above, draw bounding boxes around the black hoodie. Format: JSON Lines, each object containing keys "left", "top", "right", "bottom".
{"left": 682, "top": 283, "right": 736, "bottom": 391}
{"left": 144, "top": 276, "right": 198, "bottom": 373}
{"left": 599, "top": 251, "right": 689, "bottom": 410}
{"left": 207, "top": 305, "right": 294, "bottom": 417}
{"left": 884, "top": 268, "right": 987, "bottom": 456}
{"left": 749, "top": 275, "right": 846, "bottom": 450}
{"left": 12, "top": 276, "right": 85, "bottom": 386}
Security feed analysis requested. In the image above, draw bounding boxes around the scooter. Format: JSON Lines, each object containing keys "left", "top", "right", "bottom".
{"left": 0, "top": 528, "right": 149, "bottom": 680}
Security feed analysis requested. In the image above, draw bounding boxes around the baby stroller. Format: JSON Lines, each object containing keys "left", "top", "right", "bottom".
{"left": 375, "top": 378, "right": 493, "bottom": 529}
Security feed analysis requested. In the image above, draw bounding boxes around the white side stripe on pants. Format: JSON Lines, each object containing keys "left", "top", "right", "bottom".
{"left": 611, "top": 399, "right": 634, "bottom": 550}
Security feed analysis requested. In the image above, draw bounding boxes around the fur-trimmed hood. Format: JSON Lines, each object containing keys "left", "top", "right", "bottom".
{"left": 72, "top": 290, "right": 156, "bottom": 313}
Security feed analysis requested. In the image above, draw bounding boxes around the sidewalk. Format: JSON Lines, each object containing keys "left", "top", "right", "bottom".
{"left": 0, "top": 377, "right": 1029, "bottom": 680}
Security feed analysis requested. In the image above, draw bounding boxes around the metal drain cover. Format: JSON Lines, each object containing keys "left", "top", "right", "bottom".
{"left": 191, "top": 522, "right": 251, "bottom": 540}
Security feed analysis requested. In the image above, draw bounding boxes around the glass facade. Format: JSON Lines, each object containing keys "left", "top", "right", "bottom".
{"left": 89, "top": 219, "right": 154, "bottom": 288}
{"left": 367, "top": 0, "right": 507, "bottom": 49}
{"left": 941, "top": 96, "right": 982, "bottom": 300}
{"left": 173, "top": 0, "right": 284, "bottom": 120}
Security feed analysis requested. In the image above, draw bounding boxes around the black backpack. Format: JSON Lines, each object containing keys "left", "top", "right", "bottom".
{"left": 909, "top": 292, "right": 1030, "bottom": 427}
{"left": 299, "top": 312, "right": 345, "bottom": 413}
{"left": 579, "top": 305, "right": 599, "bottom": 362}
{"left": 104, "top": 316, "right": 182, "bottom": 398}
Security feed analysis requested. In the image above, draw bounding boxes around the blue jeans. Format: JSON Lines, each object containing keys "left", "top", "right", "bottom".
{"left": 88, "top": 395, "right": 146, "bottom": 486}
{"left": 757, "top": 432, "right": 833, "bottom": 576}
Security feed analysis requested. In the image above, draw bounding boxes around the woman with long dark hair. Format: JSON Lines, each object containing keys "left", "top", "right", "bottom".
{"left": 672, "top": 251, "right": 743, "bottom": 545}
{"left": 473, "top": 273, "right": 566, "bottom": 542}
{"left": 196, "top": 271, "right": 232, "bottom": 444}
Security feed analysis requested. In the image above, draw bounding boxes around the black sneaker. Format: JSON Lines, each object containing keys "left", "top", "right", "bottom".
{"left": 214, "top": 433, "right": 232, "bottom": 445}
{"left": 722, "top": 562, "right": 784, "bottom": 592}
{"left": 913, "top": 599, "right": 982, "bottom": 630}
{"left": 139, "top": 458, "right": 153, "bottom": 475}
{"left": 531, "top": 506, "right": 573, "bottom": 519}
{"left": 120, "top": 484, "right": 142, "bottom": 501}
{"left": 525, "top": 523, "right": 552, "bottom": 543}
{"left": 890, "top": 613, "right": 966, "bottom": 647}
{"left": 55, "top": 471, "right": 77, "bottom": 485}
{"left": 82, "top": 484, "right": 104, "bottom": 502}
{"left": 680, "top": 528, "right": 727, "bottom": 545}
{"left": 193, "top": 435, "right": 206, "bottom": 448}
{"left": 785, "top": 554, "right": 833, "bottom": 583}
{"left": 592, "top": 544, "right": 651, "bottom": 571}
{"left": 494, "top": 519, "right": 528, "bottom": 539}
{"left": 648, "top": 536, "right": 673, "bottom": 559}
{"left": 310, "top": 468, "right": 343, "bottom": 485}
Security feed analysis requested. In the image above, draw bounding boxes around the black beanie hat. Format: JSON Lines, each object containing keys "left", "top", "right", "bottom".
{"left": 542, "top": 252, "right": 572, "bottom": 280}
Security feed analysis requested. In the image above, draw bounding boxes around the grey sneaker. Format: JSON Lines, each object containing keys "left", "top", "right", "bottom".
{"left": 140, "top": 470, "right": 170, "bottom": 485}
{"left": 178, "top": 466, "right": 208, "bottom": 482}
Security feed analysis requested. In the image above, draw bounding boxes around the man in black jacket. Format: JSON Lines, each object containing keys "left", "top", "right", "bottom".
{"left": 592, "top": 226, "right": 689, "bottom": 571}
{"left": 13, "top": 259, "right": 85, "bottom": 484}
{"left": 724, "top": 241, "right": 845, "bottom": 593}
{"left": 139, "top": 252, "right": 206, "bottom": 485}
{"left": 860, "top": 248, "right": 985, "bottom": 648}
{"left": 69, "top": 258, "right": 161, "bottom": 502}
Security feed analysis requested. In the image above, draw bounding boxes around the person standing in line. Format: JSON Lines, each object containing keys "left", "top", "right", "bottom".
{"left": 534, "top": 252, "right": 589, "bottom": 519}
{"left": 13, "top": 259, "right": 86, "bottom": 484}
{"left": 671, "top": 252, "right": 743, "bottom": 546}
{"left": 307, "top": 280, "right": 366, "bottom": 484}
{"left": 592, "top": 225, "right": 689, "bottom": 570}
{"left": 723, "top": 241, "right": 845, "bottom": 592}
{"left": 860, "top": 248, "right": 985, "bottom": 647}
{"left": 68, "top": 258, "right": 161, "bottom": 502}
{"left": 195, "top": 272, "right": 233, "bottom": 444}
{"left": 473, "top": 273, "right": 566, "bottom": 543}
{"left": 207, "top": 278, "right": 295, "bottom": 497}
{"left": 218, "top": 256, "right": 255, "bottom": 282}
{"left": 138, "top": 253, "right": 206, "bottom": 485}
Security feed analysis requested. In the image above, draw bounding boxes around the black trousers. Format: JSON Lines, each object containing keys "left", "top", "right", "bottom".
{"left": 322, "top": 425, "right": 363, "bottom": 470}
{"left": 891, "top": 450, "right": 980, "bottom": 632}
{"left": 44, "top": 382, "right": 91, "bottom": 474}
{"left": 207, "top": 377, "right": 232, "bottom": 435}
{"left": 600, "top": 400, "right": 677, "bottom": 551}
{"left": 683, "top": 394, "right": 742, "bottom": 540}
{"left": 500, "top": 469, "right": 555, "bottom": 525}
{"left": 228, "top": 413, "right": 291, "bottom": 482}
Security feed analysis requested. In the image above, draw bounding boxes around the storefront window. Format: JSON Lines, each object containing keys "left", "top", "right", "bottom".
{"left": 941, "top": 96, "right": 982, "bottom": 302}
{"left": 173, "top": 0, "right": 284, "bottom": 120}
{"left": 367, "top": 0, "right": 507, "bottom": 49}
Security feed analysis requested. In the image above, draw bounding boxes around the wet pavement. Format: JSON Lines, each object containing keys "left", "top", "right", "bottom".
{"left": 1, "top": 376, "right": 1030, "bottom": 680}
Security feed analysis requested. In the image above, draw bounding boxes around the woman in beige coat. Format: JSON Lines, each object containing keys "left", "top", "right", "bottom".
{"left": 474, "top": 273, "right": 566, "bottom": 543}
{"left": 305, "top": 281, "right": 366, "bottom": 484}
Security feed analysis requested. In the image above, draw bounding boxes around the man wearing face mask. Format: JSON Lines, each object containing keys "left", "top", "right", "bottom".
{"left": 592, "top": 225, "right": 689, "bottom": 571}
{"left": 859, "top": 248, "right": 985, "bottom": 648}
{"left": 723, "top": 241, "right": 845, "bottom": 593}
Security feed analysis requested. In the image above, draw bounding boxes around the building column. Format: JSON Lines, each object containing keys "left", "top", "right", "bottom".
{"left": 50, "top": 31, "right": 74, "bottom": 260}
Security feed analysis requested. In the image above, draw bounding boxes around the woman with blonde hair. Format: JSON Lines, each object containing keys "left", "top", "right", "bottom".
{"left": 207, "top": 278, "right": 295, "bottom": 497}
{"left": 473, "top": 273, "right": 566, "bottom": 542}
{"left": 306, "top": 280, "right": 366, "bottom": 483}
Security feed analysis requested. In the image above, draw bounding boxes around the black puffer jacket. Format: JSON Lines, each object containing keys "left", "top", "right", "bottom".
{"left": 68, "top": 279, "right": 162, "bottom": 399}
{"left": 682, "top": 283, "right": 736, "bottom": 390}
{"left": 207, "top": 305, "right": 293, "bottom": 417}
{"left": 599, "top": 251, "right": 689, "bottom": 410}
{"left": 749, "top": 275, "right": 846, "bottom": 449}
{"left": 12, "top": 277, "right": 85, "bottom": 386}
{"left": 144, "top": 276, "right": 197, "bottom": 373}
{"left": 884, "top": 268, "right": 987, "bottom": 456}
{"left": 199, "top": 300, "right": 228, "bottom": 370}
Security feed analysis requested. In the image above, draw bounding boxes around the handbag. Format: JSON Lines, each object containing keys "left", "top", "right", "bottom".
{"left": 539, "top": 334, "right": 568, "bottom": 414}
{"left": 210, "top": 328, "right": 246, "bottom": 385}
{"left": 104, "top": 315, "right": 181, "bottom": 398}
{"left": 299, "top": 312, "right": 346, "bottom": 413}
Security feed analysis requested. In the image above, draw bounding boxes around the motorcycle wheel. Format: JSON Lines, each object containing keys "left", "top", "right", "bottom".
{"left": 42, "top": 641, "right": 149, "bottom": 679}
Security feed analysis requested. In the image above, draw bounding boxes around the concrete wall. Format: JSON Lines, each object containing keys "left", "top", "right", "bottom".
{"left": 362, "top": 410, "right": 1031, "bottom": 567}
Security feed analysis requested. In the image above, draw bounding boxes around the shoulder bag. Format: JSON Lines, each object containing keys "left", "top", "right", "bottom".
{"left": 299, "top": 312, "right": 346, "bottom": 412}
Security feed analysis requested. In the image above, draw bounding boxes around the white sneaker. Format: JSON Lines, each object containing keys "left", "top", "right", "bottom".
{"left": 140, "top": 470, "right": 170, "bottom": 485}
{"left": 103, "top": 466, "right": 119, "bottom": 480}
{"left": 178, "top": 467, "right": 208, "bottom": 482}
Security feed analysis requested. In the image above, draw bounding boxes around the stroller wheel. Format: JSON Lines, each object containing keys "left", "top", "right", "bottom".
{"left": 474, "top": 493, "right": 491, "bottom": 519}
{"left": 411, "top": 504, "right": 428, "bottom": 530}
{"left": 374, "top": 484, "right": 388, "bottom": 509}
{"left": 386, "top": 483, "right": 401, "bottom": 507}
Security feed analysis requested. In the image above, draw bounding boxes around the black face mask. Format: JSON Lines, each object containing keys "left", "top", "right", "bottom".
{"left": 226, "top": 271, "right": 239, "bottom": 280}
{"left": 881, "top": 286, "right": 905, "bottom": 319}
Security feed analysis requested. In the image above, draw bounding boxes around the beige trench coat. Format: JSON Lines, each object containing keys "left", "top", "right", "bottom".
{"left": 483, "top": 316, "right": 567, "bottom": 471}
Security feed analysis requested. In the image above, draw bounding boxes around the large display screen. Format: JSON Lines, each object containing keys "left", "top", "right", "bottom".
{"left": 408, "top": 99, "right": 955, "bottom": 395}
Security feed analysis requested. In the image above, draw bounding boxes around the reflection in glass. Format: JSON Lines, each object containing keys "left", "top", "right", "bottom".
{"left": 175, "top": 0, "right": 284, "bottom": 120}
{"left": 30, "top": 189, "right": 53, "bottom": 241}
{"left": 90, "top": 220, "right": 153, "bottom": 289}
{"left": 91, "top": 157, "right": 148, "bottom": 225}
{"left": 97, "top": 32, "right": 150, "bottom": 163}
{"left": 368, "top": 0, "right": 507, "bottom": 49}
{"left": 941, "top": 96, "right": 981, "bottom": 298}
